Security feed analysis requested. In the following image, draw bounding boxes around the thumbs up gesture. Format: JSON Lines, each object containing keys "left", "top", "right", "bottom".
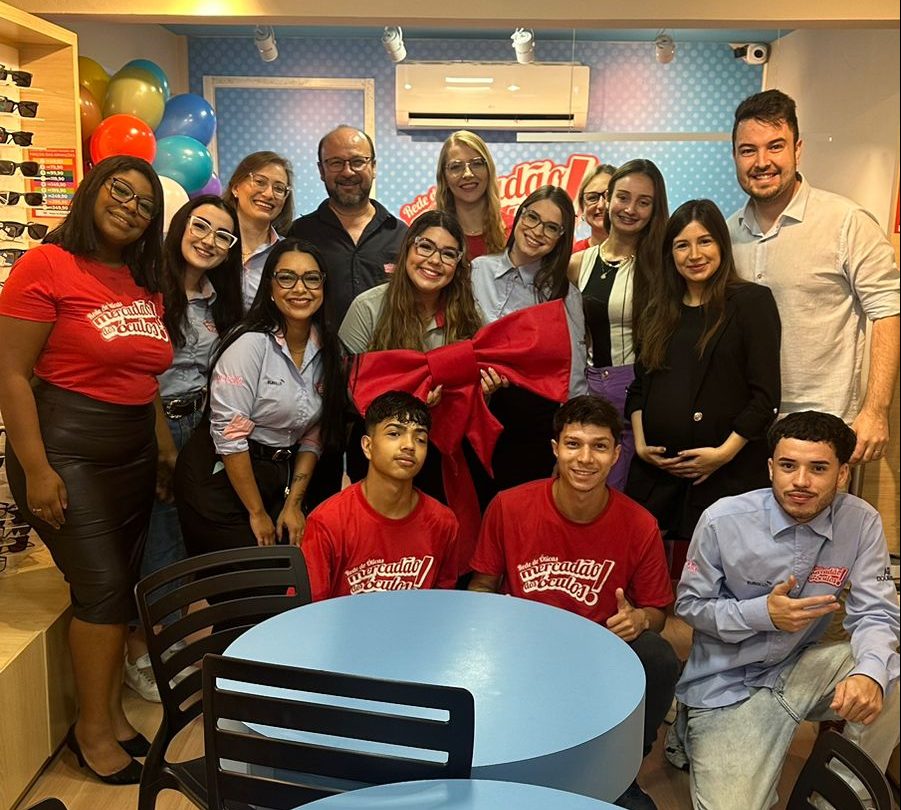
{"left": 767, "top": 575, "right": 840, "bottom": 633}
{"left": 605, "top": 587, "right": 650, "bottom": 642}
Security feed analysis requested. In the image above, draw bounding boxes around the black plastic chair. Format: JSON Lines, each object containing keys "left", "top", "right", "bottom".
{"left": 135, "top": 545, "right": 312, "bottom": 810}
{"left": 786, "top": 729, "right": 894, "bottom": 810}
{"left": 202, "top": 653, "right": 476, "bottom": 809}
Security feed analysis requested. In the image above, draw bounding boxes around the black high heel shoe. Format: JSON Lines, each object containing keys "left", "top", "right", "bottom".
{"left": 65, "top": 725, "right": 143, "bottom": 785}
{"left": 118, "top": 732, "right": 151, "bottom": 758}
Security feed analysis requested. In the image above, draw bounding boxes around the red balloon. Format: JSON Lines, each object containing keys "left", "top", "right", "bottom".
{"left": 89, "top": 113, "right": 157, "bottom": 164}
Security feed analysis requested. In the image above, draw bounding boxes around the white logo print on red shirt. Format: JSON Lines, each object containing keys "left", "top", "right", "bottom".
{"left": 346, "top": 556, "right": 435, "bottom": 594}
{"left": 517, "top": 556, "right": 615, "bottom": 606}
{"left": 87, "top": 300, "right": 169, "bottom": 342}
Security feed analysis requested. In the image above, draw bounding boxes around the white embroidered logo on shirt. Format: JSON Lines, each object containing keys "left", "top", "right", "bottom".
{"left": 345, "top": 556, "right": 434, "bottom": 594}
{"left": 807, "top": 565, "right": 848, "bottom": 587}
{"left": 517, "top": 555, "right": 614, "bottom": 606}
{"left": 87, "top": 300, "right": 169, "bottom": 342}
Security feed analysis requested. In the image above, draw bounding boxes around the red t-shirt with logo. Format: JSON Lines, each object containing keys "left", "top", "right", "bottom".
{"left": 0, "top": 244, "right": 173, "bottom": 405}
{"left": 302, "top": 482, "right": 459, "bottom": 601}
{"left": 470, "top": 479, "right": 672, "bottom": 624}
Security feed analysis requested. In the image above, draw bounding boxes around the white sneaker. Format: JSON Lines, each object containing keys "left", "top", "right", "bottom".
{"left": 124, "top": 653, "right": 161, "bottom": 703}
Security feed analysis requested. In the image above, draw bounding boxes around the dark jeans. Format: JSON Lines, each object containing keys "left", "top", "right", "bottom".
{"left": 629, "top": 630, "right": 681, "bottom": 757}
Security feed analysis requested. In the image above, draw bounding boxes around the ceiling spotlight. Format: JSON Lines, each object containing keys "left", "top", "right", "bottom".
{"left": 254, "top": 26, "right": 278, "bottom": 63}
{"left": 382, "top": 26, "right": 406, "bottom": 63}
{"left": 655, "top": 31, "right": 675, "bottom": 64}
{"left": 511, "top": 28, "right": 535, "bottom": 65}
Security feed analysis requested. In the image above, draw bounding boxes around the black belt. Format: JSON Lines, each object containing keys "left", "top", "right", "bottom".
{"left": 163, "top": 390, "right": 206, "bottom": 419}
{"left": 247, "top": 440, "right": 296, "bottom": 462}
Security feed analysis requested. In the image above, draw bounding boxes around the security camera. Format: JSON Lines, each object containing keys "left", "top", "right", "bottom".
{"left": 731, "top": 42, "right": 770, "bottom": 65}
{"left": 254, "top": 26, "right": 278, "bottom": 63}
{"left": 382, "top": 27, "right": 406, "bottom": 64}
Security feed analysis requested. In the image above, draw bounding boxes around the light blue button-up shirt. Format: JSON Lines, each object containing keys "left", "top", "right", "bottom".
{"left": 158, "top": 278, "right": 218, "bottom": 400}
{"left": 675, "top": 488, "right": 899, "bottom": 709}
{"left": 209, "top": 329, "right": 323, "bottom": 457}
{"left": 471, "top": 251, "right": 588, "bottom": 397}
{"left": 241, "top": 227, "right": 282, "bottom": 311}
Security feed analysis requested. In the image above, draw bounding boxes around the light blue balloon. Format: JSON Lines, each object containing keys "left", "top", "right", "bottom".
{"left": 122, "top": 59, "right": 171, "bottom": 100}
{"left": 153, "top": 135, "right": 213, "bottom": 194}
{"left": 155, "top": 93, "right": 216, "bottom": 146}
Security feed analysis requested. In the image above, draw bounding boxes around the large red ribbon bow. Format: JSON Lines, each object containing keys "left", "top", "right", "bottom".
{"left": 350, "top": 299, "right": 572, "bottom": 574}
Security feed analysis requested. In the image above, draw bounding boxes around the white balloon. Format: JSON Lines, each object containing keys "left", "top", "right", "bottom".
{"left": 159, "top": 174, "right": 189, "bottom": 235}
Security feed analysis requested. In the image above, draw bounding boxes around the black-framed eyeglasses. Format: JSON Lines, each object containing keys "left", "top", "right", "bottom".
{"left": 107, "top": 176, "right": 157, "bottom": 220}
{"left": 273, "top": 270, "right": 324, "bottom": 290}
{"left": 519, "top": 208, "right": 565, "bottom": 240}
{"left": 0, "top": 127, "right": 34, "bottom": 146}
{"left": 582, "top": 191, "right": 607, "bottom": 206}
{"left": 0, "top": 190, "right": 43, "bottom": 207}
{"left": 321, "top": 156, "right": 373, "bottom": 173}
{"left": 412, "top": 236, "right": 462, "bottom": 267}
{"left": 0, "top": 96, "right": 38, "bottom": 117}
{"left": 247, "top": 172, "right": 290, "bottom": 199}
{"left": 445, "top": 157, "right": 488, "bottom": 178}
{"left": 0, "top": 248, "right": 25, "bottom": 267}
{"left": 187, "top": 215, "right": 238, "bottom": 250}
{"left": 0, "top": 160, "right": 40, "bottom": 177}
{"left": 0, "top": 65, "right": 33, "bottom": 88}
{"left": 1, "top": 220, "right": 48, "bottom": 240}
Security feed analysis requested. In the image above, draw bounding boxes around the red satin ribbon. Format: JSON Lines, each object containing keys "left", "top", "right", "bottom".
{"left": 350, "top": 299, "right": 572, "bottom": 575}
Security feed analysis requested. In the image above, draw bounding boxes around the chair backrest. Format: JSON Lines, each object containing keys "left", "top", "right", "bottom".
{"left": 25, "top": 800, "right": 68, "bottom": 810}
{"left": 135, "top": 545, "right": 312, "bottom": 739}
{"left": 202, "top": 653, "right": 476, "bottom": 810}
{"left": 787, "top": 730, "right": 893, "bottom": 810}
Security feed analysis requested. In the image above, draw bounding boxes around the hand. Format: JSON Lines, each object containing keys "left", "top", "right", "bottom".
{"left": 605, "top": 588, "right": 649, "bottom": 642}
{"left": 850, "top": 407, "right": 889, "bottom": 465}
{"left": 277, "top": 503, "right": 307, "bottom": 547}
{"left": 426, "top": 385, "right": 443, "bottom": 408}
{"left": 480, "top": 367, "right": 509, "bottom": 398}
{"left": 26, "top": 465, "right": 68, "bottom": 529}
{"left": 766, "top": 575, "right": 840, "bottom": 632}
{"left": 666, "top": 446, "right": 729, "bottom": 484}
{"left": 830, "top": 674, "right": 884, "bottom": 725}
{"left": 249, "top": 510, "right": 277, "bottom": 546}
{"left": 636, "top": 442, "right": 675, "bottom": 470}
{"left": 155, "top": 450, "right": 178, "bottom": 503}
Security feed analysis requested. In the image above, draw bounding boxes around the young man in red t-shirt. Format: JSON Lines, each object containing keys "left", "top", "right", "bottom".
{"left": 302, "top": 391, "right": 458, "bottom": 601}
{"left": 469, "top": 395, "right": 680, "bottom": 810}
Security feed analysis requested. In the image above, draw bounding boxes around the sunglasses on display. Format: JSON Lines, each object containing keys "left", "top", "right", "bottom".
{"left": 519, "top": 208, "right": 565, "bottom": 240}
{"left": 0, "top": 128, "right": 34, "bottom": 146}
{"left": 320, "top": 156, "right": 372, "bottom": 174}
{"left": 0, "top": 160, "right": 40, "bottom": 177}
{"left": 0, "top": 190, "right": 43, "bottom": 206}
{"left": 445, "top": 157, "right": 489, "bottom": 178}
{"left": 1, "top": 220, "right": 48, "bottom": 240}
{"left": 187, "top": 215, "right": 238, "bottom": 250}
{"left": 582, "top": 191, "right": 607, "bottom": 206}
{"left": 0, "top": 248, "right": 26, "bottom": 266}
{"left": 107, "top": 176, "right": 158, "bottom": 220}
{"left": 247, "top": 172, "right": 290, "bottom": 199}
{"left": 0, "top": 96, "right": 38, "bottom": 118}
{"left": 412, "top": 236, "right": 463, "bottom": 266}
{"left": 0, "top": 66, "right": 33, "bottom": 88}
{"left": 273, "top": 270, "right": 324, "bottom": 290}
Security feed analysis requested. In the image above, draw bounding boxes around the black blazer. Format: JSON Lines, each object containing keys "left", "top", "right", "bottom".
{"left": 624, "top": 282, "right": 781, "bottom": 534}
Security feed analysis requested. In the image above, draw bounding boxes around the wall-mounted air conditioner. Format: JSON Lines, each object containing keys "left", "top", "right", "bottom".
{"left": 395, "top": 62, "right": 590, "bottom": 130}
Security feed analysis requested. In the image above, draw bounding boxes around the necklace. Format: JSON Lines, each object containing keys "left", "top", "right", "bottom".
{"left": 595, "top": 242, "right": 635, "bottom": 281}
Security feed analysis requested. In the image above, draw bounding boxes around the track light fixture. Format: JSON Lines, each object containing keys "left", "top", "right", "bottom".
{"left": 511, "top": 28, "right": 535, "bottom": 65}
{"left": 254, "top": 26, "right": 278, "bottom": 63}
{"left": 382, "top": 26, "right": 406, "bottom": 63}
{"left": 655, "top": 30, "right": 675, "bottom": 64}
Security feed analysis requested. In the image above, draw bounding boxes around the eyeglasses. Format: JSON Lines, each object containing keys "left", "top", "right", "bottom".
{"left": 273, "top": 270, "right": 324, "bottom": 290}
{"left": 519, "top": 208, "right": 565, "bottom": 240}
{"left": 412, "top": 236, "right": 462, "bottom": 267}
{"left": 0, "top": 96, "right": 38, "bottom": 117}
{"left": 445, "top": 157, "right": 489, "bottom": 178}
{"left": 107, "top": 176, "right": 157, "bottom": 220}
{"left": 187, "top": 215, "right": 238, "bottom": 250}
{"left": 0, "top": 127, "right": 34, "bottom": 146}
{"left": 0, "top": 190, "right": 43, "bottom": 206}
{"left": 0, "top": 66, "right": 33, "bottom": 88}
{"left": 247, "top": 172, "right": 290, "bottom": 199}
{"left": 320, "top": 156, "right": 373, "bottom": 173}
{"left": 1, "top": 220, "right": 48, "bottom": 240}
{"left": 0, "top": 248, "right": 25, "bottom": 266}
{"left": 582, "top": 191, "right": 607, "bottom": 207}
{"left": 0, "top": 160, "right": 40, "bottom": 177}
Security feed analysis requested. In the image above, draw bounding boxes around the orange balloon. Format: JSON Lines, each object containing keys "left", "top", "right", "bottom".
{"left": 89, "top": 114, "right": 157, "bottom": 164}
{"left": 79, "top": 86, "right": 103, "bottom": 140}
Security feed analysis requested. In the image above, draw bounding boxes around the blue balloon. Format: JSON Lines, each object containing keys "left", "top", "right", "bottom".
{"left": 153, "top": 135, "right": 213, "bottom": 194}
{"left": 155, "top": 93, "right": 216, "bottom": 146}
{"left": 121, "top": 59, "right": 171, "bottom": 100}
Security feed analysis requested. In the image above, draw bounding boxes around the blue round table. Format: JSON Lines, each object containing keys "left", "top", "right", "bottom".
{"left": 299, "top": 779, "right": 621, "bottom": 808}
{"left": 226, "top": 589, "right": 645, "bottom": 800}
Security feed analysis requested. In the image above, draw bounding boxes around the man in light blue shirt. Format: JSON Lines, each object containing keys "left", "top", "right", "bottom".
{"left": 670, "top": 411, "right": 899, "bottom": 810}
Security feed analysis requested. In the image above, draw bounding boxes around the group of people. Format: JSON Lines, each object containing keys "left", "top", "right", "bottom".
{"left": 0, "top": 86, "right": 897, "bottom": 810}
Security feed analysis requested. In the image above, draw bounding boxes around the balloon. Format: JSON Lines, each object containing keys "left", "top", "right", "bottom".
{"left": 89, "top": 114, "right": 157, "bottom": 164}
{"left": 79, "top": 86, "right": 103, "bottom": 140}
{"left": 103, "top": 69, "right": 166, "bottom": 130}
{"left": 189, "top": 172, "right": 222, "bottom": 199}
{"left": 121, "top": 59, "right": 171, "bottom": 100}
{"left": 155, "top": 93, "right": 216, "bottom": 146}
{"left": 78, "top": 56, "right": 110, "bottom": 110}
{"left": 159, "top": 175, "right": 190, "bottom": 235}
{"left": 152, "top": 135, "right": 213, "bottom": 194}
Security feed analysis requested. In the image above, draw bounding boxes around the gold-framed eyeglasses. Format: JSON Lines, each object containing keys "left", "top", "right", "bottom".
{"left": 445, "top": 157, "right": 488, "bottom": 178}
{"left": 248, "top": 172, "right": 290, "bottom": 199}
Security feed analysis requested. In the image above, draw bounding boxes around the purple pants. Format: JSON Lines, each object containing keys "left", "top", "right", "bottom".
{"left": 586, "top": 364, "right": 635, "bottom": 491}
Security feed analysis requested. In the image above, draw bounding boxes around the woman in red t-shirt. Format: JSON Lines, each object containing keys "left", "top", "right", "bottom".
{"left": 0, "top": 155, "right": 171, "bottom": 785}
